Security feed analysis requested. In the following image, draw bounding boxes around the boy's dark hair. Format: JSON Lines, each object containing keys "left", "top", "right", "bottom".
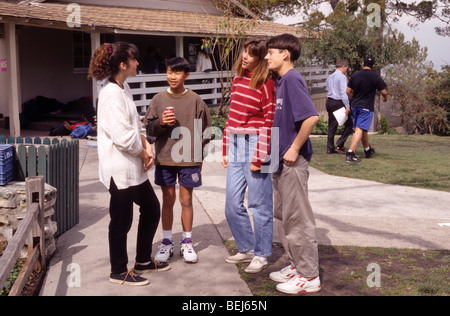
{"left": 167, "top": 57, "right": 191, "bottom": 73}
{"left": 266, "top": 33, "right": 302, "bottom": 62}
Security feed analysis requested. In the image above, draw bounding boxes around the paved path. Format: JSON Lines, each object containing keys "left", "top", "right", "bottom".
{"left": 39, "top": 139, "right": 450, "bottom": 296}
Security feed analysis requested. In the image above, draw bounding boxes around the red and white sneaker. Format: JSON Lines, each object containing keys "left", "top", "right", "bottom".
{"left": 276, "top": 275, "right": 321, "bottom": 294}
{"left": 269, "top": 265, "right": 298, "bottom": 283}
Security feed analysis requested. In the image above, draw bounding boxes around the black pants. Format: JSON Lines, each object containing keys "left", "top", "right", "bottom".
{"left": 326, "top": 98, "right": 354, "bottom": 151}
{"left": 108, "top": 178, "right": 160, "bottom": 274}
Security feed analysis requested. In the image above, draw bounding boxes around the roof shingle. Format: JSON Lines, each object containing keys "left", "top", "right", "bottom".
{"left": 0, "top": 1, "right": 307, "bottom": 37}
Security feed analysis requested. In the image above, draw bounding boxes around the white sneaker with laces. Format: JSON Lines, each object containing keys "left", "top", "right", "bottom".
{"left": 244, "top": 256, "right": 268, "bottom": 273}
{"left": 276, "top": 275, "right": 321, "bottom": 294}
{"left": 225, "top": 252, "right": 254, "bottom": 264}
{"left": 154, "top": 239, "right": 174, "bottom": 263}
{"left": 180, "top": 238, "right": 198, "bottom": 263}
{"left": 269, "top": 265, "right": 298, "bottom": 283}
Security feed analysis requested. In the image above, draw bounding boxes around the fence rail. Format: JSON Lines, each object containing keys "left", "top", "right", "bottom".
{"left": 95, "top": 66, "right": 333, "bottom": 114}
{"left": 0, "top": 136, "right": 79, "bottom": 236}
{"left": 0, "top": 177, "right": 46, "bottom": 296}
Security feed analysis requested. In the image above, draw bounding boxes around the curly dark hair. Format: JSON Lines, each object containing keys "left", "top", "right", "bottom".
{"left": 88, "top": 42, "right": 139, "bottom": 81}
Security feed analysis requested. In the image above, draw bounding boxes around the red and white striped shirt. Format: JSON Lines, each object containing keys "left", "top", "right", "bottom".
{"left": 222, "top": 72, "right": 276, "bottom": 167}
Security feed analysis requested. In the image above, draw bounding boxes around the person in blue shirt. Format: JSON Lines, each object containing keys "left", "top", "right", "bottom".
{"left": 326, "top": 59, "right": 354, "bottom": 154}
{"left": 264, "top": 33, "right": 321, "bottom": 294}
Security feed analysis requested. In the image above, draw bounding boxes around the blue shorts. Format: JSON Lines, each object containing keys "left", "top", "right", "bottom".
{"left": 155, "top": 165, "right": 202, "bottom": 188}
{"left": 352, "top": 107, "right": 373, "bottom": 132}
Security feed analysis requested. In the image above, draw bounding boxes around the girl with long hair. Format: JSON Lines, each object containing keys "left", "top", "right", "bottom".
{"left": 222, "top": 38, "right": 276, "bottom": 273}
{"left": 89, "top": 42, "right": 169, "bottom": 286}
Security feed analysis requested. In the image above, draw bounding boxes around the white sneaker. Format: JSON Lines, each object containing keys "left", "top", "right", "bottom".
{"left": 180, "top": 238, "right": 199, "bottom": 263}
{"left": 225, "top": 252, "right": 254, "bottom": 264}
{"left": 244, "top": 256, "right": 268, "bottom": 273}
{"left": 269, "top": 265, "right": 298, "bottom": 283}
{"left": 276, "top": 275, "right": 321, "bottom": 294}
{"left": 154, "top": 239, "right": 174, "bottom": 263}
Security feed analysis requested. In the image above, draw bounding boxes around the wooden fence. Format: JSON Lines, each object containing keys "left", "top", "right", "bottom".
{"left": 0, "top": 136, "right": 79, "bottom": 236}
{"left": 95, "top": 66, "right": 333, "bottom": 115}
{"left": 0, "top": 177, "right": 46, "bottom": 296}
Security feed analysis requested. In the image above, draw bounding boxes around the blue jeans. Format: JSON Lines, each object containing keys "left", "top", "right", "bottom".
{"left": 225, "top": 133, "right": 273, "bottom": 257}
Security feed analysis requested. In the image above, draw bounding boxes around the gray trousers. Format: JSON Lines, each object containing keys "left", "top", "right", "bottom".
{"left": 272, "top": 155, "right": 319, "bottom": 278}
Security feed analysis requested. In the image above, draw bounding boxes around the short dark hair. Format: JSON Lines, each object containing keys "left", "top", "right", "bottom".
{"left": 167, "top": 57, "right": 190, "bottom": 73}
{"left": 266, "top": 33, "right": 302, "bottom": 62}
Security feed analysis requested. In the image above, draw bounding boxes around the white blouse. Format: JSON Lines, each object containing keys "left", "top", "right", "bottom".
{"left": 97, "top": 81, "right": 147, "bottom": 190}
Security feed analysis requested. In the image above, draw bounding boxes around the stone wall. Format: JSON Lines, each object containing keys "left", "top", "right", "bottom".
{"left": 0, "top": 182, "right": 57, "bottom": 258}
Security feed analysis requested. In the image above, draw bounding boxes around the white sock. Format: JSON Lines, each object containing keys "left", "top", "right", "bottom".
{"left": 364, "top": 146, "right": 370, "bottom": 151}
{"left": 182, "top": 231, "right": 192, "bottom": 240}
{"left": 162, "top": 230, "right": 173, "bottom": 241}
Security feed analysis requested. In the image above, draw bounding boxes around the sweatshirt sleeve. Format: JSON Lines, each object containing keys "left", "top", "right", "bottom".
{"left": 252, "top": 80, "right": 276, "bottom": 167}
{"left": 200, "top": 100, "right": 212, "bottom": 149}
{"left": 145, "top": 95, "right": 168, "bottom": 137}
{"left": 99, "top": 90, "right": 143, "bottom": 157}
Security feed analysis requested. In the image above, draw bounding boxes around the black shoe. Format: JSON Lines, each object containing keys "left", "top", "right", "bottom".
{"left": 134, "top": 260, "right": 171, "bottom": 274}
{"left": 110, "top": 270, "right": 149, "bottom": 286}
{"left": 346, "top": 151, "right": 361, "bottom": 163}
{"left": 327, "top": 149, "right": 337, "bottom": 154}
{"left": 364, "top": 146, "right": 375, "bottom": 158}
{"left": 335, "top": 146, "right": 347, "bottom": 154}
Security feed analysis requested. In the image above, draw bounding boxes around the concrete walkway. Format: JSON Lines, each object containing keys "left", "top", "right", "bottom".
{"left": 39, "top": 139, "right": 450, "bottom": 296}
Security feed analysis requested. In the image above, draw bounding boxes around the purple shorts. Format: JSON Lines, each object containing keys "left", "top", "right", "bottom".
{"left": 155, "top": 165, "right": 202, "bottom": 188}
{"left": 352, "top": 107, "right": 373, "bottom": 132}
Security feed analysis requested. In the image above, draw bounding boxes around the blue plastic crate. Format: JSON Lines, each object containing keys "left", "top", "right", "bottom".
{"left": 0, "top": 144, "right": 14, "bottom": 161}
{"left": 0, "top": 144, "right": 14, "bottom": 185}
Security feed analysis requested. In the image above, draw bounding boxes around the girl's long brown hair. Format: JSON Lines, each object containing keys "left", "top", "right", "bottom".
{"left": 234, "top": 37, "right": 271, "bottom": 89}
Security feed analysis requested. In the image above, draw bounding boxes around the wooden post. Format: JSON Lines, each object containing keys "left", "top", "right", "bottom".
{"left": 90, "top": 32, "right": 100, "bottom": 109}
{"left": 0, "top": 176, "right": 45, "bottom": 295}
{"left": 25, "top": 176, "right": 46, "bottom": 269}
{"left": 5, "top": 23, "right": 21, "bottom": 138}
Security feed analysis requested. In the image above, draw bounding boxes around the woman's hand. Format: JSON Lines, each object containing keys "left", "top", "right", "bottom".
{"left": 140, "top": 135, "right": 154, "bottom": 172}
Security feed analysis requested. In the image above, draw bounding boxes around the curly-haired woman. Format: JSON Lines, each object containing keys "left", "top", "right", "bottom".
{"left": 88, "top": 42, "right": 169, "bottom": 286}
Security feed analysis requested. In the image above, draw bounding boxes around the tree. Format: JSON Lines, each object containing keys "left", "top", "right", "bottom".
{"left": 198, "top": 2, "right": 257, "bottom": 116}
{"left": 238, "top": 0, "right": 450, "bottom": 36}
{"left": 384, "top": 41, "right": 449, "bottom": 135}
{"left": 297, "top": 0, "right": 426, "bottom": 130}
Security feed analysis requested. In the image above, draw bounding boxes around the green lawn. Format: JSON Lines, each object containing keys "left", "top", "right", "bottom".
{"left": 309, "top": 134, "right": 450, "bottom": 192}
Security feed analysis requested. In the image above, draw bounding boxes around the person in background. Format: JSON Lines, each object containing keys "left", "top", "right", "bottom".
{"left": 325, "top": 59, "right": 353, "bottom": 154}
{"left": 346, "top": 56, "right": 388, "bottom": 162}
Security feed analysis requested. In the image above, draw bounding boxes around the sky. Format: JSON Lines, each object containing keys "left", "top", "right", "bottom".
{"left": 273, "top": 1, "right": 449, "bottom": 71}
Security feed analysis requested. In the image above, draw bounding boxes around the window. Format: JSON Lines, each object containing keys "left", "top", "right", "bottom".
{"left": 72, "top": 31, "right": 91, "bottom": 73}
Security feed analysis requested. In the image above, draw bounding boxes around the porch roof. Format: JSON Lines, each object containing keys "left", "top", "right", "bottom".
{"left": 0, "top": 1, "right": 308, "bottom": 38}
